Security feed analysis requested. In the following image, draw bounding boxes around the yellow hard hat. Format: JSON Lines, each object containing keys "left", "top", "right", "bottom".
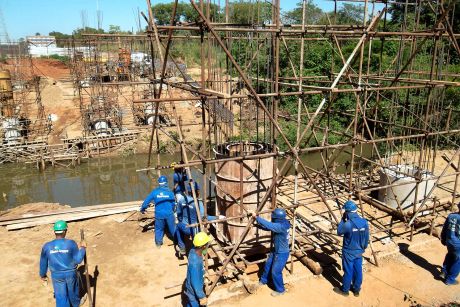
{"left": 193, "top": 232, "right": 211, "bottom": 247}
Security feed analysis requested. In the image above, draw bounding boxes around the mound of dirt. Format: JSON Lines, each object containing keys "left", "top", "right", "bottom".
{"left": 32, "top": 58, "right": 70, "bottom": 80}
{"left": 0, "top": 202, "right": 70, "bottom": 218}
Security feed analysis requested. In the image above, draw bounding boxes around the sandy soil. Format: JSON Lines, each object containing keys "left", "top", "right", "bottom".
{"left": 33, "top": 59, "right": 70, "bottom": 80}
{"left": 0, "top": 203, "right": 459, "bottom": 307}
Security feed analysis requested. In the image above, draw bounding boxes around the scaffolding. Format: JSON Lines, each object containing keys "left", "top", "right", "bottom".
{"left": 73, "top": 0, "right": 459, "bottom": 296}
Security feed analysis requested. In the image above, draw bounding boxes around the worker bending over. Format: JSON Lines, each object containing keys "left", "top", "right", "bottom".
{"left": 39, "top": 220, "right": 86, "bottom": 307}
{"left": 334, "top": 200, "right": 369, "bottom": 297}
{"left": 173, "top": 162, "right": 188, "bottom": 208}
{"left": 140, "top": 175, "right": 176, "bottom": 248}
{"left": 440, "top": 202, "right": 460, "bottom": 285}
{"left": 251, "top": 208, "right": 291, "bottom": 296}
{"left": 176, "top": 180, "right": 222, "bottom": 256}
{"left": 185, "top": 232, "right": 211, "bottom": 307}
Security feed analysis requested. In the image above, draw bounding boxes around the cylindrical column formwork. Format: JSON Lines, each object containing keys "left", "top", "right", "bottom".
{"left": 0, "top": 70, "right": 14, "bottom": 117}
{"left": 214, "top": 142, "right": 274, "bottom": 255}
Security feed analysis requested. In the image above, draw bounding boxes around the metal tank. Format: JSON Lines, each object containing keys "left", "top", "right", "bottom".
{"left": 378, "top": 164, "right": 436, "bottom": 212}
{"left": 93, "top": 119, "right": 111, "bottom": 136}
{"left": 214, "top": 142, "right": 274, "bottom": 255}
{"left": 0, "top": 70, "right": 14, "bottom": 117}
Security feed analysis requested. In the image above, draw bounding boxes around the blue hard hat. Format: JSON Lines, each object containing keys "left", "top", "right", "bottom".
{"left": 271, "top": 208, "right": 286, "bottom": 220}
{"left": 343, "top": 200, "right": 358, "bottom": 212}
{"left": 158, "top": 175, "right": 168, "bottom": 185}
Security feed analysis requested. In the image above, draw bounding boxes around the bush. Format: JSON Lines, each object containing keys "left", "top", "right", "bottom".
{"left": 43, "top": 54, "right": 70, "bottom": 64}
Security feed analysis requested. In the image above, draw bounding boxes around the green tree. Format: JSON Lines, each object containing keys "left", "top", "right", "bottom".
{"left": 282, "top": 1, "right": 324, "bottom": 25}
{"left": 108, "top": 25, "right": 121, "bottom": 34}
{"left": 336, "top": 4, "right": 364, "bottom": 24}
{"left": 72, "top": 27, "right": 105, "bottom": 38}
{"left": 152, "top": 2, "right": 221, "bottom": 25}
{"left": 228, "top": 1, "right": 272, "bottom": 24}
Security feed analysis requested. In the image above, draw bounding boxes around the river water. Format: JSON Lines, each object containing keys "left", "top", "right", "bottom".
{"left": 0, "top": 145, "right": 373, "bottom": 210}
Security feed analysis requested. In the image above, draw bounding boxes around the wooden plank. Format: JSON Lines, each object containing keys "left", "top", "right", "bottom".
{"left": 0, "top": 201, "right": 141, "bottom": 225}
{"left": 6, "top": 206, "right": 140, "bottom": 231}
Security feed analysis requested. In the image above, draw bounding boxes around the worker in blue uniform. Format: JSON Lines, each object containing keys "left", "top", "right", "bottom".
{"left": 140, "top": 175, "right": 176, "bottom": 248}
{"left": 173, "top": 162, "right": 188, "bottom": 209}
{"left": 39, "top": 220, "right": 86, "bottom": 307}
{"left": 334, "top": 200, "right": 369, "bottom": 297}
{"left": 185, "top": 232, "right": 211, "bottom": 307}
{"left": 176, "top": 180, "right": 222, "bottom": 256}
{"left": 250, "top": 208, "right": 291, "bottom": 296}
{"left": 440, "top": 202, "right": 460, "bottom": 285}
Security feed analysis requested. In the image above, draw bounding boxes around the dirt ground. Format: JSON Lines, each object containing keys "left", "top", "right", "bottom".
{"left": 33, "top": 58, "right": 206, "bottom": 150}
{"left": 0, "top": 203, "right": 458, "bottom": 307}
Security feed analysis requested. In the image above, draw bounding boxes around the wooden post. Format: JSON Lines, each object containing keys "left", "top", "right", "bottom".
{"left": 80, "top": 229, "right": 93, "bottom": 307}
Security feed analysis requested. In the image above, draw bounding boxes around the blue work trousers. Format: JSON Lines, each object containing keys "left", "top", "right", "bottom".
{"left": 175, "top": 222, "right": 198, "bottom": 250}
{"left": 155, "top": 214, "right": 176, "bottom": 246}
{"left": 51, "top": 271, "right": 80, "bottom": 307}
{"left": 260, "top": 252, "right": 289, "bottom": 293}
{"left": 442, "top": 250, "right": 460, "bottom": 284}
{"left": 342, "top": 254, "right": 363, "bottom": 293}
{"left": 185, "top": 291, "right": 200, "bottom": 307}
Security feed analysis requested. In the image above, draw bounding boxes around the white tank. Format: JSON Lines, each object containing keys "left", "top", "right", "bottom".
{"left": 94, "top": 120, "right": 108, "bottom": 130}
{"left": 4, "top": 129, "right": 21, "bottom": 143}
{"left": 93, "top": 120, "right": 110, "bottom": 136}
{"left": 2, "top": 117, "right": 19, "bottom": 129}
{"left": 144, "top": 104, "right": 155, "bottom": 115}
{"left": 378, "top": 164, "right": 436, "bottom": 211}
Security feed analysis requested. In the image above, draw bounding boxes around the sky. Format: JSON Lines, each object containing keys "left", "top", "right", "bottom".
{"left": 1, "top": 0, "right": 338, "bottom": 40}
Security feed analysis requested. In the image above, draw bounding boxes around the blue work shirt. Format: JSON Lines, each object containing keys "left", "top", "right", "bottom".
{"left": 140, "top": 185, "right": 176, "bottom": 219}
{"left": 173, "top": 171, "right": 188, "bottom": 194}
{"left": 337, "top": 212, "right": 369, "bottom": 259}
{"left": 185, "top": 248, "right": 206, "bottom": 300}
{"left": 256, "top": 216, "right": 291, "bottom": 254}
{"left": 39, "top": 238, "right": 86, "bottom": 278}
{"left": 441, "top": 213, "right": 460, "bottom": 253}
{"left": 177, "top": 195, "right": 216, "bottom": 225}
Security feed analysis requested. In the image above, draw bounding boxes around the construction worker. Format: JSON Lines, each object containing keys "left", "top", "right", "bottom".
{"left": 184, "top": 232, "right": 211, "bottom": 307}
{"left": 334, "top": 200, "right": 369, "bottom": 297}
{"left": 39, "top": 220, "right": 86, "bottom": 307}
{"left": 250, "top": 208, "right": 291, "bottom": 296}
{"left": 173, "top": 161, "right": 188, "bottom": 208}
{"left": 176, "top": 180, "right": 223, "bottom": 256}
{"left": 140, "top": 175, "right": 176, "bottom": 248}
{"left": 440, "top": 202, "right": 460, "bottom": 285}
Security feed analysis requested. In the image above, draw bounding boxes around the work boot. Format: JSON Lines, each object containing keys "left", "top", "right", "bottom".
{"left": 79, "top": 294, "right": 87, "bottom": 306}
{"left": 350, "top": 287, "right": 360, "bottom": 297}
{"left": 155, "top": 244, "right": 162, "bottom": 249}
{"left": 333, "top": 287, "right": 349, "bottom": 297}
{"left": 271, "top": 291, "right": 285, "bottom": 297}
{"left": 439, "top": 271, "right": 446, "bottom": 280}
{"left": 445, "top": 280, "right": 459, "bottom": 286}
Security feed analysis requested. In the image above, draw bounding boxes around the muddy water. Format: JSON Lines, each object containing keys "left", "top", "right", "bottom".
{"left": 0, "top": 144, "right": 373, "bottom": 210}
{"left": 0, "top": 153, "right": 175, "bottom": 210}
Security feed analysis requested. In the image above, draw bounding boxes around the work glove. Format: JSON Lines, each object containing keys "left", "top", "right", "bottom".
{"left": 80, "top": 240, "right": 87, "bottom": 248}
{"left": 218, "top": 215, "right": 226, "bottom": 220}
{"left": 199, "top": 297, "right": 208, "bottom": 306}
